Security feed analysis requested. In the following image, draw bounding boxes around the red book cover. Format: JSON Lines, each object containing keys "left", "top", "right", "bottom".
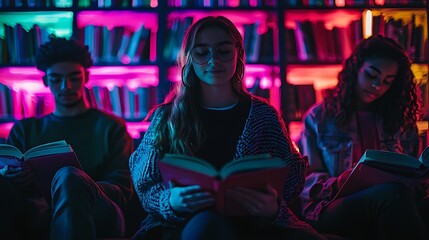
{"left": 158, "top": 154, "right": 289, "bottom": 216}
{"left": 0, "top": 141, "right": 82, "bottom": 199}
{"left": 333, "top": 148, "right": 429, "bottom": 201}
{"left": 24, "top": 151, "right": 82, "bottom": 199}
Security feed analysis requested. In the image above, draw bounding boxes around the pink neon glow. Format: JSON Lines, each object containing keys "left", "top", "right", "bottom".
{"left": 244, "top": 76, "right": 255, "bottom": 88}
{"left": 77, "top": 11, "right": 158, "bottom": 61}
{"left": 335, "top": 0, "right": 346, "bottom": 7}
{"left": 168, "top": 11, "right": 276, "bottom": 35}
{"left": 286, "top": 65, "right": 341, "bottom": 90}
{"left": 0, "top": 122, "right": 14, "bottom": 139}
{"left": 0, "top": 66, "right": 159, "bottom": 93}
{"left": 0, "top": 121, "right": 150, "bottom": 140}
{"left": 126, "top": 121, "right": 150, "bottom": 139}
{"left": 288, "top": 121, "right": 303, "bottom": 147}
{"left": 150, "top": 0, "right": 158, "bottom": 7}
{"left": 260, "top": 77, "right": 272, "bottom": 89}
{"left": 374, "top": 0, "right": 385, "bottom": 5}
{"left": 284, "top": 10, "right": 362, "bottom": 29}
{"left": 227, "top": 0, "right": 240, "bottom": 6}
{"left": 77, "top": 11, "right": 158, "bottom": 31}
{"left": 168, "top": 65, "right": 279, "bottom": 88}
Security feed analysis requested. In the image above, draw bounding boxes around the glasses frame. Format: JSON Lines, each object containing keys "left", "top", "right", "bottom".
{"left": 190, "top": 44, "right": 237, "bottom": 65}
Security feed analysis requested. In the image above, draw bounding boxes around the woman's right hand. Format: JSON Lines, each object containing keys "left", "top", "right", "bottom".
{"left": 169, "top": 184, "right": 215, "bottom": 213}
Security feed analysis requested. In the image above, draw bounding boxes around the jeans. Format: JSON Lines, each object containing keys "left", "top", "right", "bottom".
{"left": 0, "top": 166, "right": 125, "bottom": 240}
{"left": 173, "top": 211, "right": 326, "bottom": 240}
{"left": 311, "top": 182, "right": 428, "bottom": 240}
{"left": 50, "top": 166, "right": 125, "bottom": 240}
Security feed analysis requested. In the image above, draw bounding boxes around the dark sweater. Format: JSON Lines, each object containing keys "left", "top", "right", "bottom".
{"left": 7, "top": 108, "right": 134, "bottom": 205}
{"left": 195, "top": 96, "right": 251, "bottom": 169}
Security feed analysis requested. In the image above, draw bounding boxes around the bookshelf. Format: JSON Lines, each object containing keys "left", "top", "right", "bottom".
{"left": 282, "top": 3, "right": 428, "bottom": 143}
{"left": 0, "top": 0, "right": 427, "bottom": 143}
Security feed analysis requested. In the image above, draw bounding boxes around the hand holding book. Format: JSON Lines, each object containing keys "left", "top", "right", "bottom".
{"left": 159, "top": 153, "right": 289, "bottom": 216}
{"left": 0, "top": 140, "right": 82, "bottom": 199}
{"left": 169, "top": 184, "right": 215, "bottom": 213}
{"left": 333, "top": 146, "right": 429, "bottom": 201}
{"left": 226, "top": 184, "right": 279, "bottom": 218}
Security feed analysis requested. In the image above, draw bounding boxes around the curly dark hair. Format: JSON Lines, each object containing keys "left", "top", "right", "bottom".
{"left": 35, "top": 35, "right": 93, "bottom": 71}
{"left": 323, "top": 34, "right": 424, "bottom": 135}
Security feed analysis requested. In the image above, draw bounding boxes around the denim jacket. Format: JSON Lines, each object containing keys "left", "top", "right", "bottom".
{"left": 298, "top": 102, "right": 419, "bottom": 221}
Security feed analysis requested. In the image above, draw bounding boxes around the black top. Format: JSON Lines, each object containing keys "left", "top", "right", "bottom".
{"left": 194, "top": 96, "right": 251, "bottom": 169}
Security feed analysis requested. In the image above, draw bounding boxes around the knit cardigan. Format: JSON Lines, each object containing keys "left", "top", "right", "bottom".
{"left": 129, "top": 96, "right": 314, "bottom": 238}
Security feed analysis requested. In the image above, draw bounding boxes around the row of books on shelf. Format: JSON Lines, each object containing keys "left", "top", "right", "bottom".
{"left": 1, "top": 24, "right": 51, "bottom": 65}
{"left": 373, "top": 14, "right": 427, "bottom": 62}
{"left": 0, "top": 0, "right": 154, "bottom": 8}
{"left": 286, "top": 0, "right": 426, "bottom": 7}
{"left": 85, "top": 85, "right": 155, "bottom": 120}
{"left": 0, "top": 22, "right": 153, "bottom": 65}
{"left": 80, "top": 24, "right": 152, "bottom": 64}
{"left": 0, "top": 83, "right": 54, "bottom": 120}
{"left": 3, "top": 0, "right": 425, "bottom": 8}
{"left": 167, "top": 0, "right": 276, "bottom": 7}
{"left": 164, "top": 16, "right": 276, "bottom": 63}
{"left": 0, "top": 83, "right": 155, "bottom": 121}
{"left": 79, "top": 0, "right": 151, "bottom": 8}
{"left": 282, "top": 84, "right": 318, "bottom": 121}
{"left": 0, "top": 0, "right": 71, "bottom": 8}
{"left": 286, "top": 19, "right": 362, "bottom": 62}
{"left": 285, "top": 14, "right": 427, "bottom": 63}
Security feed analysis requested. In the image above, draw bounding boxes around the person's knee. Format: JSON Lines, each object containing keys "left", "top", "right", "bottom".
{"left": 182, "top": 211, "right": 235, "bottom": 239}
{"left": 51, "top": 166, "right": 90, "bottom": 195}
{"left": 372, "top": 182, "right": 412, "bottom": 200}
{"left": 186, "top": 211, "right": 228, "bottom": 230}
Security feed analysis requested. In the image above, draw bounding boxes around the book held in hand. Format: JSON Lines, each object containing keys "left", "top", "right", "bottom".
{"left": 0, "top": 140, "right": 82, "bottom": 198}
{"left": 333, "top": 147, "right": 429, "bottom": 201}
{"left": 158, "top": 153, "right": 289, "bottom": 216}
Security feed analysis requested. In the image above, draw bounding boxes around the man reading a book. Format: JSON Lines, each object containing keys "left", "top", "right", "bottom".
{"left": 0, "top": 35, "right": 133, "bottom": 239}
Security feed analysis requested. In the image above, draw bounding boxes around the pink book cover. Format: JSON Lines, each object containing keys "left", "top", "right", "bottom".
{"left": 158, "top": 160, "right": 289, "bottom": 216}
{"left": 23, "top": 151, "right": 82, "bottom": 199}
{"left": 333, "top": 162, "right": 424, "bottom": 201}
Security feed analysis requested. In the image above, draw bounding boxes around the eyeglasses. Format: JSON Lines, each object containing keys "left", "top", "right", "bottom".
{"left": 191, "top": 44, "right": 236, "bottom": 65}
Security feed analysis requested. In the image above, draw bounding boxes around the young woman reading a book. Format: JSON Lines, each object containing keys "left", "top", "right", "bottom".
{"left": 0, "top": 36, "right": 133, "bottom": 239}
{"left": 129, "top": 16, "right": 326, "bottom": 240}
{"left": 299, "top": 34, "right": 429, "bottom": 239}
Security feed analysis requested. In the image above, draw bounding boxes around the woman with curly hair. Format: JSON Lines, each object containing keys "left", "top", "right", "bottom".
{"left": 299, "top": 34, "right": 428, "bottom": 239}
{"left": 129, "top": 16, "right": 326, "bottom": 240}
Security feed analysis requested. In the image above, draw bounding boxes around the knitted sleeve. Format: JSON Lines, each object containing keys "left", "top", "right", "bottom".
{"left": 128, "top": 109, "right": 185, "bottom": 223}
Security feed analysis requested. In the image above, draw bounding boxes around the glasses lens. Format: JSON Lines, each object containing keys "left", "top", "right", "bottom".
{"left": 191, "top": 47, "right": 211, "bottom": 65}
{"left": 191, "top": 45, "right": 236, "bottom": 64}
{"left": 216, "top": 45, "right": 235, "bottom": 62}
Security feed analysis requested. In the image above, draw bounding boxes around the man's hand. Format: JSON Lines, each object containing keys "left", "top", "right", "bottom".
{"left": 226, "top": 185, "right": 279, "bottom": 219}
{"left": 169, "top": 184, "right": 215, "bottom": 213}
{"left": 2, "top": 165, "right": 37, "bottom": 188}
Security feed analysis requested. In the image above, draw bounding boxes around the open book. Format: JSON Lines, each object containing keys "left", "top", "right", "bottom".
{"left": 333, "top": 146, "right": 429, "bottom": 201}
{"left": 158, "top": 153, "right": 289, "bottom": 216}
{"left": 0, "top": 140, "right": 82, "bottom": 198}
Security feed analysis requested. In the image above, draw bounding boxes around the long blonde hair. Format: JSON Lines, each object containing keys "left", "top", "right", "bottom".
{"left": 151, "top": 16, "right": 248, "bottom": 155}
